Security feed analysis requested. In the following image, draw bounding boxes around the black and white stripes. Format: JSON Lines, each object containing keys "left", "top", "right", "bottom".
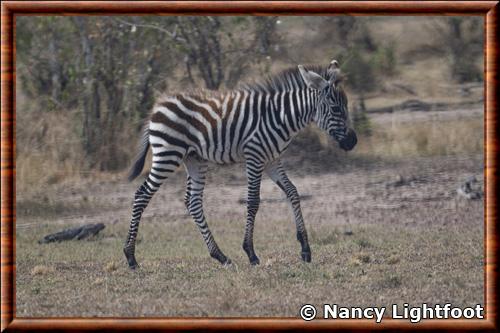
{"left": 124, "top": 59, "right": 357, "bottom": 268}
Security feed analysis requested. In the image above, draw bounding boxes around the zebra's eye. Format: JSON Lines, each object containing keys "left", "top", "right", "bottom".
{"left": 331, "top": 105, "right": 342, "bottom": 114}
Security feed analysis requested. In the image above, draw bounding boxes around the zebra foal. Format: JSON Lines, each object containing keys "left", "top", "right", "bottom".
{"left": 124, "top": 59, "right": 357, "bottom": 269}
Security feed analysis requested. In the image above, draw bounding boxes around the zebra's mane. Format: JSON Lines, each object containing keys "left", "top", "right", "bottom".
{"left": 158, "top": 64, "right": 338, "bottom": 102}
{"left": 159, "top": 88, "right": 226, "bottom": 102}
{"left": 238, "top": 64, "right": 331, "bottom": 93}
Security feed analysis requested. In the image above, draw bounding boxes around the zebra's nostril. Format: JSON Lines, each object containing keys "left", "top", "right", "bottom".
{"left": 339, "top": 129, "right": 357, "bottom": 151}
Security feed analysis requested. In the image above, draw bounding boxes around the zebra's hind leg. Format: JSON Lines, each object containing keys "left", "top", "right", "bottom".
{"left": 266, "top": 160, "right": 311, "bottom": 263}
{"left": 184, "top": 175, "right": 192, "bottom": 213}
{"left": 184, "top": 156, "right": 231, "bottom": 265}
{"left": 123, "top": 150, "right": 184, "bottom": 269}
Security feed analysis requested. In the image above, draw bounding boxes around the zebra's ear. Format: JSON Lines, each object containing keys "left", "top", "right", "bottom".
{"left": 328, "top": 59, "right": 340, "bottom": 71}
{"left": 327, "top": 60, "right": 343, "bottom": 86}
{"left": 298, "top": 65, "right": 328, "bottom": 90}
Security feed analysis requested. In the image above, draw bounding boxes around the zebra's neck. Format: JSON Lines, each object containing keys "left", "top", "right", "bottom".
{"left": 266, "top": 87, "right": 318, "bottom": 137}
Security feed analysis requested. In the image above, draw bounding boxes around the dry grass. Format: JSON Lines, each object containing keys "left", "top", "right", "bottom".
{"left": 293, "top": 112, "right": 483, "bottom": 173}
{"left": 15, "top": 94, "right": 86, "bottom": 195}
{"left": 15, "top": 90, "right": 137, "bottom": 197}
{"left": 355, "top": 116, "right": 483, "bottom": 159}
{"left": 16, "top": 210, "right": 483, "bottom": 317}
{"left": 30, "top": 265, "right": 54, "bottom": 276}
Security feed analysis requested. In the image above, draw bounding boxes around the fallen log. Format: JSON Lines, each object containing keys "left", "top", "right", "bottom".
{"left": 367, "top": 98, "right": 483, "bottom": 114}
{"left": 38, "top": 223, "right": 105, "bottom": 244}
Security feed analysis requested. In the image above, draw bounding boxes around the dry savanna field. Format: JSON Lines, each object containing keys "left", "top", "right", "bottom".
{"left": 14, "top": 16, "right": 485, "bottom": 319}
{"left": 16, "top": 108, "right": 484, "bottom": 317}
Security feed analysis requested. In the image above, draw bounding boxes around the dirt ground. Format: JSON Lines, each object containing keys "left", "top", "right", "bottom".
{"left": 15, "top": 108, "right": 484, "bottom": 318}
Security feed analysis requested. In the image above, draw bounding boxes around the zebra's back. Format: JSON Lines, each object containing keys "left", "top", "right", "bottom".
{"left": 150, "top": 90, "right": 264, "bottom": 164}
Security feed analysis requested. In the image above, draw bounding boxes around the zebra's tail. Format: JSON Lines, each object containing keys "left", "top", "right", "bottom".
{"left": 128, "top": 127, "right": 150, "bottom": 182}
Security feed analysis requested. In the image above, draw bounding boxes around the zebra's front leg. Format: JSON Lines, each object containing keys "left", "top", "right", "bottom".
{"left": 243, "top": 162, "right": 265, "bottom": 265}
{"left": 184, "top": 156, "right": 231, "bottom": 265}
{"left": 266, "top": 160, "right": 311, "bottom": 262}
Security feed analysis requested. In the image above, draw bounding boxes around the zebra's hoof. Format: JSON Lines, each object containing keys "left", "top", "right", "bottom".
{"left": 212, "top": 251, "right": 231, "bottom": 266}
{"left": 301, "top": 251, "right": 312, "bottom": 263}
{"left": 124, "top": 249, "right": 139, "bottom": 269}
{"left": 250, "top": 256, "right": 260, "bottom": 265}
{"left": 127, "top": 259, "right": 139, "bottom": 270}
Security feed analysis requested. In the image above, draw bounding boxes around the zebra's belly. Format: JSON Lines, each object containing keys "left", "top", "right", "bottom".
{"left": 193, "top": 140, "right": 247, "bottom": 165}
{"left": 241, "top": 135, "right": 292, "bottom": 163}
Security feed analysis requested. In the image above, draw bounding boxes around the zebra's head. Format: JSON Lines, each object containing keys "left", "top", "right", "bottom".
{"left": 298, "top": 60, "right": 357, "bottom": 151}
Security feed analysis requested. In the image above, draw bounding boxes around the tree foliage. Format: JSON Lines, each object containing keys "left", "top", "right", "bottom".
{"left": 431, "top": 17, "right": 483, "bottom": 83}
{"left": 17, "top": 16, "right": 278, "bottom": 170}
{"left": 16, "top": 16, "right": 482, "bottom": 173}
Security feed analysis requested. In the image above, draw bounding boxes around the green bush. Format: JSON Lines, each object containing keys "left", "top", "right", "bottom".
{"left": 341, "top": 48, "right": 376, "bottom": 93}
{"left": 371, "top": 42, "right": 397, "bottom": 77}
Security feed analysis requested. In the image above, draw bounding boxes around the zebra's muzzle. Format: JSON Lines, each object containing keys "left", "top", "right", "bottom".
{"left": 339, "top": 128, "right": 357, "bottom": 151}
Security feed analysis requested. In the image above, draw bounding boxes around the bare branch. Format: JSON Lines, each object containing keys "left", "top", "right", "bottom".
{"left": 113, "top": 17, "right": 186, "bottom": 42}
